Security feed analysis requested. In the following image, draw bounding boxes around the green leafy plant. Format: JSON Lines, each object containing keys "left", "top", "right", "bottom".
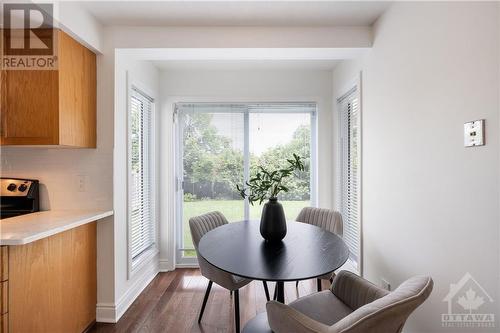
{"left": 183, "top": 193, "right": 198, "bottom": 202}
{"left": 236, "top": 154, "right": 305, "bottom": 205}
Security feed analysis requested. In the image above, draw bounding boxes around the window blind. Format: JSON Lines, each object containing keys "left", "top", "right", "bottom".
{"left": 129, "top": 87, "right": 155, "bottom": 264}
{"left": 176, "top": 102, "right": 316, "bottom": 114}
{"left": 338, "top": 87, "right": 361, "bottom": 266}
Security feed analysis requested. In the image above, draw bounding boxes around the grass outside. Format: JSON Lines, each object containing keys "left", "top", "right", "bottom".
{"left": 182, "top": 200, "right": 309, "bottom": 256}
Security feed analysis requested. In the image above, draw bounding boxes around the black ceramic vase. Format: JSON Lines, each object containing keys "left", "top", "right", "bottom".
{"left": 260, "top": 197, "right": 287, "bottom": 242}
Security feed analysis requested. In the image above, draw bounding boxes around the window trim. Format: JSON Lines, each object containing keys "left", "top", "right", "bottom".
{"left": 174, "top": 101, "right": 318, "bottom": 266}
{"left": 336, "top": 73, "right": 363, "bottom": 276}
{"left": 126, "top": 73, "right": 159, "bottom": 278}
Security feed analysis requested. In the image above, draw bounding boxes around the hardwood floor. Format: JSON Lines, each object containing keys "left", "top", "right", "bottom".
{"left": 90, "top": 268, "right": 330, "bottom": 333}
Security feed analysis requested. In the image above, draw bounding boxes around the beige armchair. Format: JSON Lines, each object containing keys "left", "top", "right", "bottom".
{"left": 296, "top": 207, "right": 343, "bottom": 291}
{"left": 266, "top": 270, "right": 433, "bottom": 333}
{"left": 189, "top": 211, "right": 271, "bottom": 332}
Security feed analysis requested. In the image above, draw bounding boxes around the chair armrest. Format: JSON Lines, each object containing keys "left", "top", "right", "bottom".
{"left": 266, "top": 301, "right": 330, "bottom": 333}
{"left": 331, "top": 271, "right": 389, "bottom": 310}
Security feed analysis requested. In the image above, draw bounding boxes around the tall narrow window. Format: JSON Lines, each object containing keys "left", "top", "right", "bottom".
{"left": 129, "top": 86, "right": 155, "bottom": 268}
{"left": 338, "top": 87, "right": 361, "bottom": 270}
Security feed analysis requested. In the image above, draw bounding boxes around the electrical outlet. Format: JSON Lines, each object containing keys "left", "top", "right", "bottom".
{"left": 76, "top": 175, "right": 88, "bottom": 192}
{"left": 381, "top": 278, "right": 391, "bottom": 291}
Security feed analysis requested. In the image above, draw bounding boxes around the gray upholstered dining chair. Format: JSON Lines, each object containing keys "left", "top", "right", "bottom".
{"left": 296, "top": 207, "right": 343, "bottom": 291}
{"left": 266, "top": 270, "right": 433, "bottom": 333}
{"left": 189, "top": 211, "right": 271, "bottom": 332}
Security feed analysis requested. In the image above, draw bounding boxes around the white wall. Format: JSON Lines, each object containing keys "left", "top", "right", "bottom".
{"left": 332, "top": 2, "right": 499, "bottom": 332}
{"left": 159, "top": 69, "right": 334, "bottom": 267}
{"left": 55, "top": 1, "right": 104, "bottom": 53}
{"left": 102, "top": 26, "right": 372, "bottom": 49}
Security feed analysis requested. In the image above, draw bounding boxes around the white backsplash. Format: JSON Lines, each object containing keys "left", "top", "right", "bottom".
{"left": 1, "top": 147, "right": 112, "bottom": 211}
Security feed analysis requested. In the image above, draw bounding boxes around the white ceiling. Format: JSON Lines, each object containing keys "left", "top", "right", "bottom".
{"left": 152, "top": 59, "right": 340, "bottom": 71}
{"left": 79, "top": 1, "right": 390, "bottom": 27}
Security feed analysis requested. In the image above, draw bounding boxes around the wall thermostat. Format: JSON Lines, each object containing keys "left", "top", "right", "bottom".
{"left": 464, "top": 119, "right": 485, "bottom": 147}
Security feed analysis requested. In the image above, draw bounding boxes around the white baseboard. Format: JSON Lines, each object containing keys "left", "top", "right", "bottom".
{"left": 96, "top": 262, "right": 159, "bottom": 323}
{"left": 175, "top": 262, "right": 199, "bottom": 268}
{"left": 159, "top": 258, "right": 174, "bottom": 272}
{"left": 115, "top": 262, "right": 158, "bottom": 321}
{"left": 95, "top": 303, "right": 117, "bottom": 323}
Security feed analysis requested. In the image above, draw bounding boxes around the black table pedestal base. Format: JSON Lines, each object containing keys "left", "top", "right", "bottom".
{"left": 242, "top": 312, "right": 272, "bottom": 333}
{"left": 275, "top": 281, "right": 284, "bottom": 303}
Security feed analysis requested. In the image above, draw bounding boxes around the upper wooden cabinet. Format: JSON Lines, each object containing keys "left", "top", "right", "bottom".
{"left": 1, "top": 30, "right": 96, "bottom": 148}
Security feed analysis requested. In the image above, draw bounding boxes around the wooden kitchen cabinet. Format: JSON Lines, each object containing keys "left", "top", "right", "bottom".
{"left": 3, "top": 222, "right": 97, "bottom": 333}
{"left": 0, "top": 247, "right": 7, "bottom": 333}
{"left": 0, "top": 30, "right": 96, "bottom": 147}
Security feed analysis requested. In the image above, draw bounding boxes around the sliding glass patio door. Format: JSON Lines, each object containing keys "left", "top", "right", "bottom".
{"left": 175, "top": 103, "right": 316, "bottom": 264}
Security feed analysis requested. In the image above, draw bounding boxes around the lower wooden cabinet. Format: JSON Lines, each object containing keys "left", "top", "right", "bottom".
{"left": 4, "top": 222, "right": 96, "bottom": 333}
{"left": 1, "top": 314, "right": 7, "bottom": 333}
{"left": 0, "top": 246, "right": 8, "bottom": 333}
{"left": 0, "top": 247, "right": 7, "bottom": 282}
{"left": 0, "top": 282, "right": 7, "bottom": 315}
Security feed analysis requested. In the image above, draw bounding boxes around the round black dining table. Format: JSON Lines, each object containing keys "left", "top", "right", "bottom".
{"left": 198, "top": 219, "right": 349, "bottom": 331}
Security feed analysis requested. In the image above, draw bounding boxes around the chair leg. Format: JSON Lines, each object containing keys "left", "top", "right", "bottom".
{"left": 273, "top": 283, "right": 277, "bottom": 300}
{"left": 296, "top": 281, "right": 299, "bottom": 288}
{"left": 234, "top": 289, "right": 240, "bottom": 333}
{"left": 262, "top": 281, "right": 270, "bottom": 302}
{"left": 317, "top": 278, "right": 322, "bottom": 292}
{"left": 198, "top": 280, "right": 213, "bottom": 323}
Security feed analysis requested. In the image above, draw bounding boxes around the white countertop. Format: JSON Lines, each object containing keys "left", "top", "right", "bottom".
{"left": 0, "top": 210, "right": 113, "bottom": 245}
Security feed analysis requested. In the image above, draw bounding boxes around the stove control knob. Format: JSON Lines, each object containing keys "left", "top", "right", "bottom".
{"left": 18, "top": 184, "right": 28, "bottom": 192}
{"left": 7, "top": 183, "right": 17, "bottom": 191}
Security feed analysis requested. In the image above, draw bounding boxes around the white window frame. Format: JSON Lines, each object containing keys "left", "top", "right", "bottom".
{"left": 337, "top": 74, "right": 363, "bottom": 275}
{"left": 126, "top": 74, "right": 159, "bottom": 277}
{"left": 174, "top": 102, "right": 318, "bottom": 266}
